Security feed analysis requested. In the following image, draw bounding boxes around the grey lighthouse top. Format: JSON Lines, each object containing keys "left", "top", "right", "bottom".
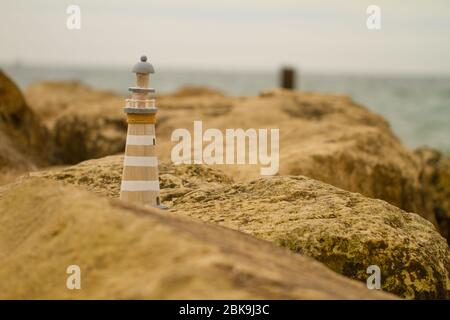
{"left": 132, "top": 55, "right": 155, "bottom": 74}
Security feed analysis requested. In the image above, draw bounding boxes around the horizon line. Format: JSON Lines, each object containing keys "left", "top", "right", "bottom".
{"left": 2, "top": 61, "right": 450, "bottom": 79}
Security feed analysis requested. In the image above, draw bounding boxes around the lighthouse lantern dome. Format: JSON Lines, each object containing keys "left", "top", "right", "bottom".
{"left": 132, "top": 55, "right": 155, "bottom": 74}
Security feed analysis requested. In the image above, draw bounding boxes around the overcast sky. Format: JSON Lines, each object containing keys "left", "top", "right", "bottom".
{"left": 1, "top": 0, "right": 449, "bottom": 74}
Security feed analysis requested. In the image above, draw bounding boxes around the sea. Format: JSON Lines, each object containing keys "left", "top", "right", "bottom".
{"left": 3, "top": 65, "right": 450, "bottom": 153}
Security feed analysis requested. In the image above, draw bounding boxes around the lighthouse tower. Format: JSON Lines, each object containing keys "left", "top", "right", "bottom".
{"left": 120, "top": 55, "right": 163, "bottom": 208}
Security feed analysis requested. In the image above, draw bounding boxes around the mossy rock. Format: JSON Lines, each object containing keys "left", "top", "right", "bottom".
{"left": 173, "top": 176, "right": 450, "bottom": 299}
{"left": 31, "top": 156, "right": 450, "bottom": 299}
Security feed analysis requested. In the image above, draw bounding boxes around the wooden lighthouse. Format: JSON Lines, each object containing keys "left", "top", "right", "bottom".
{"left": 120, "top": 55, "right": 163, "bottom": 208}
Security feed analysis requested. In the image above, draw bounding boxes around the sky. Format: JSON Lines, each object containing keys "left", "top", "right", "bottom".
{"left": 1, "top": 0, "right": 450, "bottom": 74}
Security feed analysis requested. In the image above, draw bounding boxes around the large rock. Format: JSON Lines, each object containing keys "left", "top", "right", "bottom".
{"left": 167, "top": 85, "right": 225, "bottom": 98}
{"left": 0, "top": 131, "right": 36, "bottom": 174}
{"left": 32, "top": 155, "right": 233, "bottom": 206}
{"left": 173, "top": 176, "right": 450, "bottom": 300}
{"left": 25, "top": 81, "right": 126, "bottom": 164}
{"left": 25, "top": 84, "right": 438, "bottom": 230}
{"left": 24, "top": 82, "right": 237, "bottom": 165}
{"left": 157, "top": 88, "right": 439, "bottom": 231}
{"left": 0, "top": 71, "right": 55, "bottom": 174}
{"left": 416, "top": 147, "right": 450, "bottom": 244}
{"left": 31, "top": 155, "right": 450, "bottom": 299}
{"left": 0, "top": 177, "right": 392, "bottom": 299}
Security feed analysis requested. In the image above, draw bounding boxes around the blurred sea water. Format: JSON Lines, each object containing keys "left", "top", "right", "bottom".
{"left": 3, "top": 65, "right": 450, "bottom": 153}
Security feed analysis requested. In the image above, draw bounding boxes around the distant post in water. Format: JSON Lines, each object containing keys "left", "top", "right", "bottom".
{"left": 280, "top": 67, "right": 297, "bottom": 90}
{"left": 120, "top": 55, "right": 164, "bottom": 208}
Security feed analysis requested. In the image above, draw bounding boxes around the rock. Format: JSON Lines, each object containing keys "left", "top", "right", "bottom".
{"left": 24, "top": 83, "right": 444, "bottom": 237}
{"left": 0, "top": 71, "right": 55, "bottom": 172}
{"left": 24, "top": 83, "right": 228, "bottom": 165}
{"left": 173, "top": 176, "right": 450, "bottom": 299}
{"left": 0, "top": 131, "right": 36, "bottom": 172}
{"left": 31, "top": 155, "right": 450, "bottom": 299}
{"left": 25, "top": 81, "right": 126, "bottom": 164}
{"left": 31, "top": 155, "right": 233, "bottom": 206}
{"left": 25, "top": 81, "right": 236, "bottom": 164}
{"left": 0, "top": 177, "right": 393, "bottom": 299}
{"left": 25, "top": 81, "right": 121, "bottom": 128}
{"left": 157, "top": 88, "right": 437, "bottom": 227}
{"left": 168, "top": 85, "right": 225, "bottom": 98}
{"left": 416, "top": 147, "right": 450, "bottom": 244}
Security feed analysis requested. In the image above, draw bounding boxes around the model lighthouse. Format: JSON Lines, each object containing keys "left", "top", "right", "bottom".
{"left": 120, "top": 55, "right": 163, "bottom": 208}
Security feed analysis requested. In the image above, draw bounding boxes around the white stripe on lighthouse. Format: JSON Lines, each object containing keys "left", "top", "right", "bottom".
{"left": 120, "top": 180, "right": 160, "bottom": 191}
{"left": 126, "top": 135, "right": 155, "bottom": 146}
{"left": 123, "top": 156, "right": 158, "bottom": 167}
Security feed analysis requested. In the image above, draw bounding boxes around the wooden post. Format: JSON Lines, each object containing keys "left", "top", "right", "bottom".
{"left": 280, "top": 67, "right": 297, "bottom": 90}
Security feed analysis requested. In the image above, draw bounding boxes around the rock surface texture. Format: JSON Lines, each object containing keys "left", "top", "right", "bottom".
{"left": 0, "top": 178, "right": 393, "bottom": 299}
{"left": 416, "top": 147, "right": 450, "bottom": 244}
{"left": 25, "top": 81, "right": 125, "bottom": 164}
{"left": 32, "top": 155, "right": 450, "bottom": 299}
{"left": 0, "top": 71, "right": 55, "bottom": 175}
{"left": 0, "top": 74, "right": 447, "bottom": 300}
{"left": 24, "top": 83, "right": 444, "bottom": 235}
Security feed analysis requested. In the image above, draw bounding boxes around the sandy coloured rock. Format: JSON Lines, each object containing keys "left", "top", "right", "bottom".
{"left": 0, "top": 177, "right": 393, "bottom": 299}
{"left": 0, "top": 71, "right": 55, "bottom": 173}
{"left": 172, "top": 175, "right": 450, "bottom": 299}
{"left": 25, "top": 81, "right": 126, "bottom": 164}
{"left": 25, "top": 83, "right": 440, "bottom": 232}
{"left": 31, "top": 155, "right": 450, "bottom": 299}
{"left": 32, "top": 155, "right": 233, "bottom": 206}
{"left": 416, "top": 147, "right": 450, "bottom": 244}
